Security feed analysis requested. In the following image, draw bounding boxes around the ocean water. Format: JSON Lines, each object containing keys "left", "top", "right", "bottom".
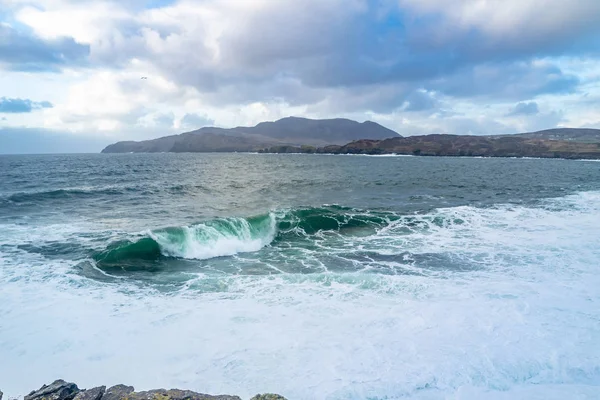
{"left": 1, "top": 153, "right": 600, "bottom": 399}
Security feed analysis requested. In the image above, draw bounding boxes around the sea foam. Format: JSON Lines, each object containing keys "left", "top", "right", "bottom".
{"left": 1, "top": 192, "right": 599, "bottom": 399}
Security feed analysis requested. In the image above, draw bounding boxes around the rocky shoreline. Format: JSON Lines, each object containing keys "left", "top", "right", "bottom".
{"left": 1, "top": 380, "right": 286, "bottom": 400}
{"left": 258, "top": 134, "right": 600, "bottom": 159}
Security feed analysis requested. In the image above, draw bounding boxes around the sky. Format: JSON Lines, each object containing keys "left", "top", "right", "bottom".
{"left": 1, "top": 0, "right": 600, "bottom": 153}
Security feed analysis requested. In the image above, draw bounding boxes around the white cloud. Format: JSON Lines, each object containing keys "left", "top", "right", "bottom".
{"left": 16, "top": 2, "right": 127, "bottom": 42}
{"left": 1, "top": 0, "right": 599, "bottom": 145}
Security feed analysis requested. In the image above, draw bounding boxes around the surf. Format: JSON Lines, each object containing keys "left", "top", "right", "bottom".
{"left": 94, "top": 213, "right": 277, "bottom": 266}
{"left": 92, "top": 206, "right": 400, "bottom": 269}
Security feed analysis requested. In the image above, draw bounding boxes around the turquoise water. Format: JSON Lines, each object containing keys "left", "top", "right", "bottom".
{"left": 1, "top": 153, "right": 600, "bottom": 399}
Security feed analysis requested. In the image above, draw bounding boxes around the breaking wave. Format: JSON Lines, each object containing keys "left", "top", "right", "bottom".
{"left": 93, "top": 206, "right": 401, "bottom": 267}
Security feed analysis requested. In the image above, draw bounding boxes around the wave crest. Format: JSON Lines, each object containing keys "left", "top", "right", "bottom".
{"left": 94, "top": 213, "right": 277, "bottom": 269}
{"left": 93, "top": 206, "right": 398, "bottom": 269}
{"left": 149, "top": 214, "right": 277, "bottom": 260}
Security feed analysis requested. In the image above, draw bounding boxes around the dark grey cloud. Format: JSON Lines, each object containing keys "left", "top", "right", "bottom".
{"left": 403, "top": 90, "right": 438, "bottom": 112}
{"left": 0, "top": 97, "right": 53, "bottom": 113}
{"left": 74, "top": 0, "right": 597, "bottom": 116}
{"left": 0, "top": 24, "right": 89, "bottom": 72}
{"left": 429, "top": 62, "right": 579, "bottom": 100}
{"left": 401, "top": 1, "right": 600, "bottom": 63}
{"left": 506, "top": 102, "right": 539, "bottom": 117}
{"left": 304, "top": 83, "right": 418, "bottom": 115}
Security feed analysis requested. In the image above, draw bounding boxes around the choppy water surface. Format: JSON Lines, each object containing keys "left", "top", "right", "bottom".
{"left": 1, "top": 153, "right": 600, "bottom": 399}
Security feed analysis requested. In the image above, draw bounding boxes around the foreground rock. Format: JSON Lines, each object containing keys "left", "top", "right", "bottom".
{"left": 101, "top": 385, "right": 133, "bottom": 400}
{"left": 124, "top": 389, "right": 241, "bottom": 400}
{"left": 25, "top": 380, "right": 80, "bottom": 400}
{"left": 17, "top": 382, "right": 285, "bottom": 400}
{"left": 74, "top": 387, "right": 105, "bottom": 400}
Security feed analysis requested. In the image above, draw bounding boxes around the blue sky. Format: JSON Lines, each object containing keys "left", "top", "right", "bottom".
{"left": 1, "top": 0, "right": 599, "bottom": 153}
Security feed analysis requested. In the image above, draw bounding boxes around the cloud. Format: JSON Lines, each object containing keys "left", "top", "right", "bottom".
{"left": 41, "top": 68, "right": 188, "bottom": 133}
{"left": 399, "top": 0, "right": 600, "bottom": 56}
{"left": 368, "top": 110, "right": 517, "bottom": 137}
{"left": 181, "top": 113, "right": 214, "bottom": 130}
{"left": 136, "top": 111, "right": 175, "bottom": 129}
{"left": 95, "top": 0, "right": 596, "bottom": 102}
{"left": 403, "top": 90, "right": 438, "bottom": 112}
{"left": 0, "top": 0, "right": 599, "bottom": 150}
{"left": 0, "top": 23, "right": 89, "bottom": 71}
{"left": 430, "top": 62, "right": 579, "bottom": 100}
{"left": 0, "top": 97, "right": 53, "bottom": 113}
{"left": 506, "top": 102, "right": 540, "bottom": 117}
{"left": 526, "top": 110, "right": 564, "bottom": 132}
{"left": 3, "top": 1, "right": 592, "bottom": 102}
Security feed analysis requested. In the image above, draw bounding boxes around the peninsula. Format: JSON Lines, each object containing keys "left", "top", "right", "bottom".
{"left": 101, "top": 117, "right": 398, "bottom": 153}
{"left": 260, "top": 132, "right": 600, "bottom": 159}
{"left": 101, "top": 118, "right": 600, "bottom": 159}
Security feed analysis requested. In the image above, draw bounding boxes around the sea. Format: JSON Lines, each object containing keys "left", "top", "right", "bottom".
{"left": 1, "top": 153, "right": 600, "bottom": 400}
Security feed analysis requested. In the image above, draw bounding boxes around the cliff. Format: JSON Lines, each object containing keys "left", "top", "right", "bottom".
{"left": 259, "top": 134, "right": 600, "bottom": 159}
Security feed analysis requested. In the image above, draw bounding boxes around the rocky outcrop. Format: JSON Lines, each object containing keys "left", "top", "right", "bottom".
{"left": 102, "top": 386, "right": 134, "bottom": 400}
{"left": 18, "top": 382, "right": 285, "bottom": 400}
{"left": 73, "top": 387, "right": 105, "bottom": 400}
{"left": 260, "top": 134, "right": 600, "bottom": 159}
{"left": 25, "top": 380, "right": 80, "bottom": 400}
{"left": 125, "top": 389, "right": 241, "bottom": 400}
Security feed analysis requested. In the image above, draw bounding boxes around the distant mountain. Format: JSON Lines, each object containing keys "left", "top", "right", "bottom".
{"left": 495, "top": 128, "right": 600, "bottom": 143}
{"left": 101, "top": 117, "right": 400, "bottom": 153}
{"left": 238, "top": 117, "right": 399, "bottom": 145}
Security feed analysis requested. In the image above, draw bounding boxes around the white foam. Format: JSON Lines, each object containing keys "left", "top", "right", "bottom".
{"left": 149, "top": 215, "right": 277, "bottom": 260}
{"left": 1, "top": 192, "right": 600, "bottom": 399}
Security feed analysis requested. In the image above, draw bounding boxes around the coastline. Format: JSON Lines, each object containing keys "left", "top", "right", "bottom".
{"left": 101, "top": 150, "right": 599, "bottom": 161}
{"left": 256, "top": 137, "right": 600, "bottom": 159}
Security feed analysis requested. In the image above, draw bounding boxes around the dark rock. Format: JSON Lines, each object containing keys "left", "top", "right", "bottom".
{"left": 25, "top": 380, "right": 80, "bottom": 400}
{"left": 102, "top": 385, "right": 134, "bottom": 400}
{"left": 1, "top": 389, "right": 3, "bottom": 400}
{"left": 267, "top": 134, "right": 600, "bottom": 159}
{"left": 73, "top": 386, "right": 105, "bottom": 400}
{"left": 129, "top": 389, "right": 240, "bottom": 400}
{"left": 22, "top": 382, "right": 278, "bottom": 400}
{"left": 250, "top": 395, "right": 288, "bottom": 400}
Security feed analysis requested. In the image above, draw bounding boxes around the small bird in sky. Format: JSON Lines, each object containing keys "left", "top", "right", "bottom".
{"left": 141, "top": 77, "right": 148, "bottom": 80}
